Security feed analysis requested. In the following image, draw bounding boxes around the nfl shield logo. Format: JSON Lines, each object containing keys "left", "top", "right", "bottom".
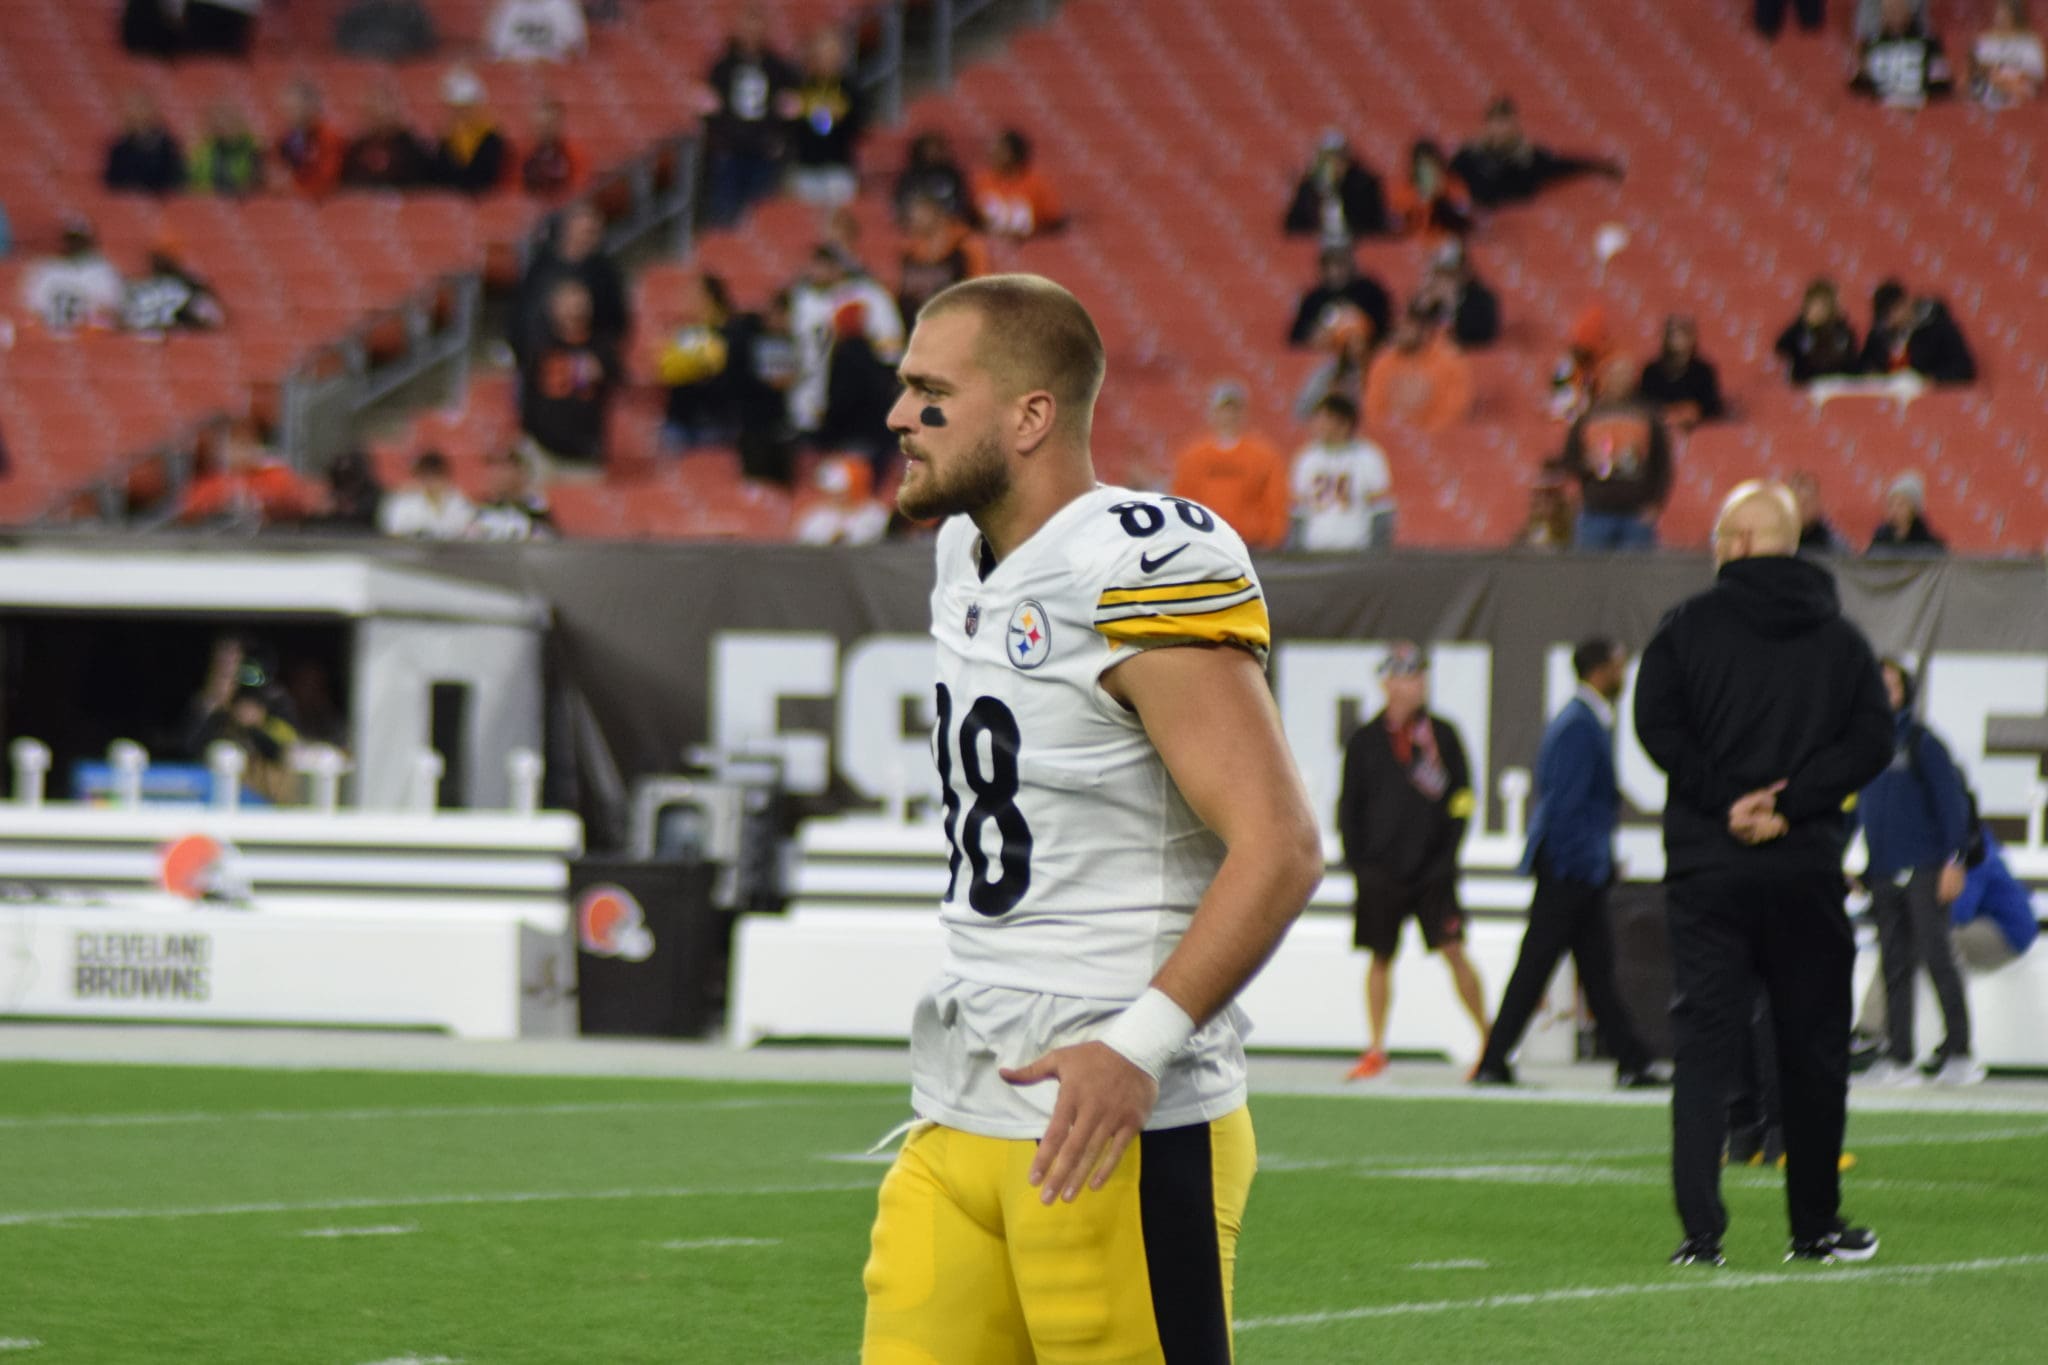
{"left": 965, "top": 603, "right": 981, "bottom": 637}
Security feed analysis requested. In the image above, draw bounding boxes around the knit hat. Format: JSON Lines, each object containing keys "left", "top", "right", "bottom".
{"left": 1209, "top": 381, "right": 1247, "bottom": 410}
{"left": 1887, "top": 472, "right": 1926, "bottom": 508}
{"left": 1379, "top": 641, "right": 1430, "bottom": 677}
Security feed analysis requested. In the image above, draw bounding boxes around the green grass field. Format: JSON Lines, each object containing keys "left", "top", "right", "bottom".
{"left": 3, "top": 1063, "right": 2046, "bottom": 1364}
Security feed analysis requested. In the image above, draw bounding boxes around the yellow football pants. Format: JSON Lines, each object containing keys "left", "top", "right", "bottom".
{"left": 861, "top": 1106, "right": 1256, "bottom": 1365}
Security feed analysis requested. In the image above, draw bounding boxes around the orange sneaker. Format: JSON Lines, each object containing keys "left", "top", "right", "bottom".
{"left": 1346, "top": 1048, "right": 1389, "bottom": 1081}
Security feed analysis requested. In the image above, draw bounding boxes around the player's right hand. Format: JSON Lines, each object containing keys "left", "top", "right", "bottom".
{"left": 1001, "top": 1042, "right": 1160, "bottom": 1206}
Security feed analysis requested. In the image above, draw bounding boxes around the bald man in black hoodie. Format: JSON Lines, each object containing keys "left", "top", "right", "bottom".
{"left": 1634, "top": 481, "right": 1893, "bottom": 1270}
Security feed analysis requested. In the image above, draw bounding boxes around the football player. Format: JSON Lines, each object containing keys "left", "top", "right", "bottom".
{"left": 861, "top": 274, "right": 1324, "bottom": 1363}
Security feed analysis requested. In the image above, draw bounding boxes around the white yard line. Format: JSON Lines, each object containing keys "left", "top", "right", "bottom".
{"left": 0, "top": 1341, "right": 43, "bottom": 1353}
{"left": 1292, "top": 1082, "right": 2048, "bottom": 1117}
{"left": 658, "top": 1237, "right": 782, "bottom": 1250}
{"left": 1234, "top": 1253, "right": 2048, "bottom": 1333}
{"left": 0, "top": 1182, "right": 878, "bottom": 1230}
{"left": 358, "top": 1356, "right": 461, "bottom": 1365}
{"left": 0, "top": 1096, "right": 870, "bottom": 1132}
{"left": 1410, "top": 1259, "right": 1491, "bottom": 1271}
{"left": 298, "top": 1225, "right": 417, "bottom": 1239}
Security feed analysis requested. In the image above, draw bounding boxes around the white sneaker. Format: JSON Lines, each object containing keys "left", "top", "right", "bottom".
{"left": 1861, "top": 1059, "right": 1924, "bottom": 1087}
{"left": 1932, "top": 1056, "right": 1987, "bottom": 1086}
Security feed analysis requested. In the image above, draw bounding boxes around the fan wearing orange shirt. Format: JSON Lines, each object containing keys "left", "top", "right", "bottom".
{"left": 178, "top": 430, "right": 325, "bottom": 528}
{"left": 970, "top": 129, "right": 1066, "bottom": 240}
{"left": 1364, "top": 306, "right": 1476, "bottom": 435}
{"left": 897, "top": 194, "right": 991, "bottom": 322}
{"left": 1386, "top": 140, "right": 1473, "bottom": 241}
{"left": 1170, "top": 383, "right": 1291, "bottom": 551}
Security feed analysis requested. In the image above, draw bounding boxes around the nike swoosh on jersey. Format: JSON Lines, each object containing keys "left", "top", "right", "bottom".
{"left": 1138, "top": 544, "right": 1190, "bottom": 573}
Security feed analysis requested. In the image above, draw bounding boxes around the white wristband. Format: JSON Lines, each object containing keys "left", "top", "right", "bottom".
{"left": 1099, "top": 988, "right": 1198, "bottom": 1080}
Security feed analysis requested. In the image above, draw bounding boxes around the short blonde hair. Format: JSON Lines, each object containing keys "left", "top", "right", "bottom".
{"left": 919, "top": 274, "right": 1106, "bottom": 428}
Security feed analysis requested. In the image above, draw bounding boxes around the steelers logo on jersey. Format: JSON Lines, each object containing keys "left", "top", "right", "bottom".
{"left": 1007, "top": 600, "right": 1052, "bottom": 670}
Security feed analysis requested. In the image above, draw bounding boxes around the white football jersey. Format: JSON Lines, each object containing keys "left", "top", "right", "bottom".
{"left": 908, "top": 484, "right": 1271, "bottom": 1138}
{"left": 1290, "top": 438, "right": 1391, "bottom": 551}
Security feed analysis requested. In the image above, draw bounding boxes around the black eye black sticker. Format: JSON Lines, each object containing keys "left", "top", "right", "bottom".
{"left": 921, "top": 405, "right": 948, "bottom": 427}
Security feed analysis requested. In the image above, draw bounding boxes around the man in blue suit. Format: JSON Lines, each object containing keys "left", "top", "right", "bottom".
{"left": 1473, "top": 637, "right": 1660, "bottom": 1086}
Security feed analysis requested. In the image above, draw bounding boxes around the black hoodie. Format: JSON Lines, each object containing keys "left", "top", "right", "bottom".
{"left": 1633, "top": 555, "right": 1892, "bottom": 880}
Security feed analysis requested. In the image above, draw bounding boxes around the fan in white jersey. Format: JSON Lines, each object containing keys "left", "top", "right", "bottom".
{"left": 1290, "top": 391, "right": 1394, "bottom": 550}
{"left": 21, "top": 224, "right": 126, "bottom": 333}
{"left": 862, "top": 274, "right": 1323, "bottom": 1363}
{"left": 788, "top": 246, "right": 904, "bottom": 435}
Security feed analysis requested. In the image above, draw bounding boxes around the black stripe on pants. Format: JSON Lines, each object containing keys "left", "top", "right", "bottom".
{"left": 1667, "top": 868, "right": 1853, "bottom": 1243}
{"left": 1481, "top": 866, "right": 1652, "bottom": 1075}
{"left": 1139, "top": 1122, "right": 1230, "bottom": 1364}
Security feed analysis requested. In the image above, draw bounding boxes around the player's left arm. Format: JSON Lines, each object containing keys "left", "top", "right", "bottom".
{"left": 1002, "top": 640, "right": 1323, "bottom": 1205}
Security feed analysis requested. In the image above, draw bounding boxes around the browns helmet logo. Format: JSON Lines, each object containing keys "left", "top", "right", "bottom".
{"left": 577, "top": 884, "right": 655, "bottom": 962}
{"left": 160, "top": 834, "right": 250, "bottom": 902}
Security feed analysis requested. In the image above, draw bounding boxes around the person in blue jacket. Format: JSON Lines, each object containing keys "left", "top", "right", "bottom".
{"left": 1857, "top": 658, "right": 1983, "bottom": 1085}
{"left": 1473, "top": 637, "right": 1660, "bottom": 1086}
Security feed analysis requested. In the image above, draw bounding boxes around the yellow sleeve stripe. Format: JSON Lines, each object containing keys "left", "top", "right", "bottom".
{"left": 1094, "top": 598, "right": 1271, "bottom": 653}
{"left": 1097, "top": 577, "right": 1254, "bottom": 608}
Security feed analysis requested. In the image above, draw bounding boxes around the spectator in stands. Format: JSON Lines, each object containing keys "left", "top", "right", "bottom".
{"left": 1560, "top": 357, "right": 1672, "bottom": 550}
{"left": 794, "top": 455, "right": 889, "bottom": 546}
{"left": 1290, "top": 393, "right": 1394, "bottom": 551}
{"left": 892, "top": 130, "right": 972, "bottom": 227}
{"left": 1284, "top": 131, "right": 1388, "bottom": 244}
{"left": 275, "top": 83, "right": 345, "bottom": 198}
{"left": 123, "top": 241, "right": 226, "bottom": 336}
{"left": 1790, "top": 470, "right": 1850, "bottom": 554}
{"left": 1972, "top": 0, "right": 2045, "bottom": 106}
{"left": 0, "top": 202, "right": 12, "bottom": 260}
{"left": 121, "top": 0, "right": 183, "bottom": 57}
{"left": 487, "top": 0, "right": 587, "bottom": 63}
{"left": 1861, "top": 279, "right": 1977, "bottom": 384}
{"left": 704, "top": 5, "right": 799, "bottom": 226}
{"left": 971, "top": 130, "right": 1066, "bottom": 241}
{"left": 818, "top": 298, "right": 903, "bottom": 479}
{"left": 789, "top": 246, "right": 903, "bottom": 441}
{"left": 897, "top": 195, "right": 989, "bottom": 323}
{"left": 21, "top": 220, "right": 126, "bottom": 333}
{"left": 1774, "top": 278, "right": 1862, "bottom": 384}
{"left": 378, "top": 450, "right": 475, "bottom": 539}
{"left": 183, "top": 0, "right": 260, "bottom": 56}
{"left": 468, "top": 450, "right": 558, "bottom": 540}
{"left": 1290, "top": 246, "right": 1393, "bottom": 353}
{"left": 343, "top": 84, "right": 432, "bottom": 189}
{"left": 432, "top": 68, "right": 510, "bottom": 196}
{"left": 519, "top": 278, "right": 621, "bottom": 473}
{"left": 1409, "top": 242, "right": 1500, "bottom": 349}
{"left": 1548, "top": 304, "right": 1617, "bottom": 422}
{"left": 1387, "top": 140, "right": 1473, "bottom": 240}
{"left": 177, "top": 429, "right": 324, "bottom": 529}
{"left": 1853, "top": 0, "right": 1955, "bottom": 103}
{"left": 1169, "top": 382, "right": 1291, "bottom": 551}
{"left": 1756, "top": 0, "right": 1826, "bottom": 38}
{"left": 1638, "top": 315, "right": 1725, "bottom": 432}
{"left": 516, "top": 204, "right": 629, "bottom": 361}
{"left": 731, "top": 290, "right": 800, "bottom": 486}
{"left": 311, "top": 450, "right": 384, "bottom": 532}
{"left": 657, "top": 273, "right": 736, "bottom": 451}
{"left": 1869, "top": 471, "right": 1948, "bottom": 555}
{"left": 1856, "top": 0, "right": 1931, "bottom": 41}
{"left": 1293, "top": 308, "right": 1374, "bottom": 422}
{"left": 520, "top": 98, "right": 587, "bottom": 199}
{"left": 334, "top": 0, "right": 439, "bottom": 61}
{"left": 1451, "top": 96, "right": 1624, "bottom": 209}
{"left": 1365, "top": 306, "right": 1476, "bottom": 436}
{"left": 189, "top": 103, "right": 264, "bottom": 198}
{"left": 1515, "top": 469, "right": 1576, "bottom": 550}
{"left": 785, "top": 28, "right": 866, "bottom": 208}
{"left": 104, "top": 94, "right": 186, "bottom": 196}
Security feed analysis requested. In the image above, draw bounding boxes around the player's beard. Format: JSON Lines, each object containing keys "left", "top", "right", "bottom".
{"left": 896, "top": 431, "right": 1011, "bottom": 521}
